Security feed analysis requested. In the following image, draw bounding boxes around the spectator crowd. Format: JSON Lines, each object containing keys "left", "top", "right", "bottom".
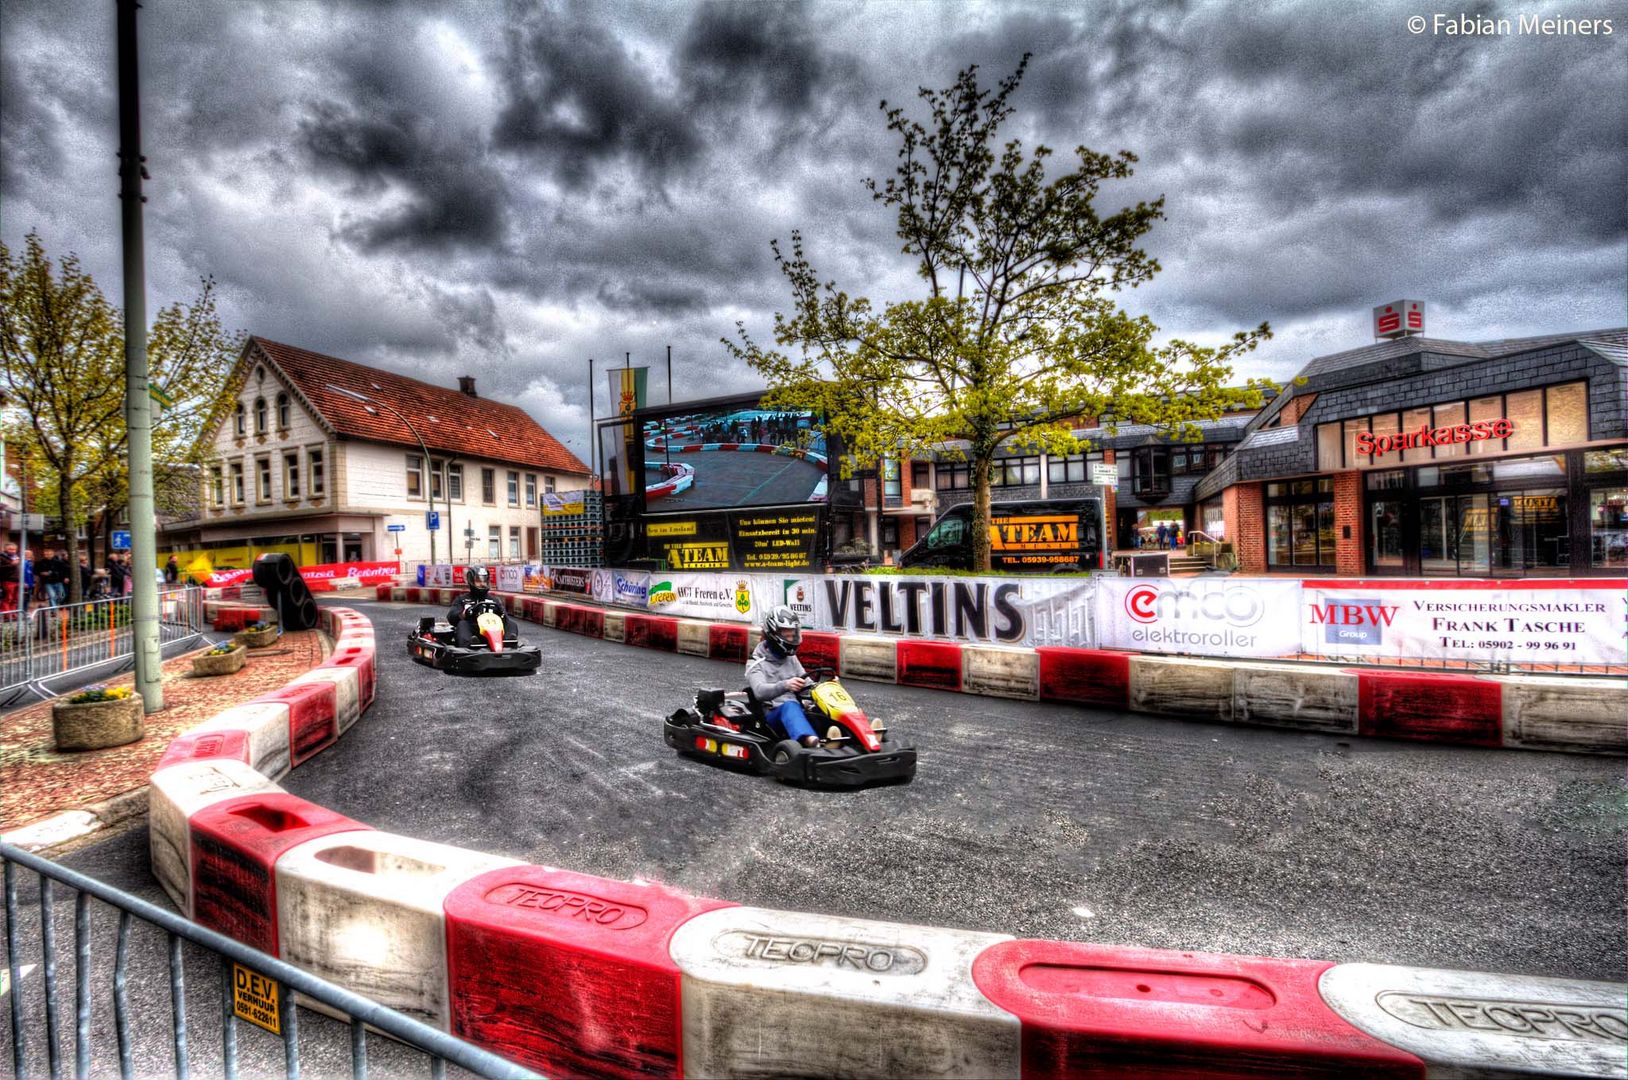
{"left": 0, "top": 545, "right": 180, "bottom": 613}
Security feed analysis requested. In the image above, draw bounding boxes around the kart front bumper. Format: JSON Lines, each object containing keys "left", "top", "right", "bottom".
{"left": 771, "top": 744, "right": 918, "bottom": 788}
{"left": 411, "top": 638, "right": 541, "bottom": 675}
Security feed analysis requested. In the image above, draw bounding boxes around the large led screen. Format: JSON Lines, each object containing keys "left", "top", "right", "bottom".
{"left": 641, "top": 406, "right": 828, "bottom": 511}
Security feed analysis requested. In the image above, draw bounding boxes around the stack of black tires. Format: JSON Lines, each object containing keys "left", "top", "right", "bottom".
{"left": 252, "top": 553, "right": 321, "bottom": 631}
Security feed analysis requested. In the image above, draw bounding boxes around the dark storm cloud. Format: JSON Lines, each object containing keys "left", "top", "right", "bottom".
{"left": 677, "top": 1, "right": 826, "bottom": 114}
{"left": 493, "top": 2, "right": 704, "bottom": 189}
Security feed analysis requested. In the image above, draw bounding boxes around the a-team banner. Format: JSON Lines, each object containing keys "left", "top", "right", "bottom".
{"left": 1095, "top": 577, "right": 1303, "bottom": 658}
{"left": 1301, "top": 579, "right": 1628, "bottom": 666}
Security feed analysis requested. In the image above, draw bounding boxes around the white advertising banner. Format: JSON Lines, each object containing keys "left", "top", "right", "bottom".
{"left": 1301, "top": 579, "right": 1628, "bottom": 666}
{"left": 647, "top": 572, "right": 758, "bottom": 622}
{"left": 426, "top": 564, "right": 457, "bottom": 587}
{"left": 495, "top": 565, "right": 525, "bottom": 593}
{"left": 1095, "top": 577, "right": 1303, "bottom": 658}
{"left": 812, "top": 574, "right": 1094, "bottom": 647}
{"left": 610, "top": 569, "right": 652, "bottom": 609}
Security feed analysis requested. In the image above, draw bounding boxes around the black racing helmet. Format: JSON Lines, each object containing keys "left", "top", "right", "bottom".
{"left": 465, "top": 566, "right": 491, "bottom": 596}
{"left": 763, "top": 604, "right": 801, "bottom": 655}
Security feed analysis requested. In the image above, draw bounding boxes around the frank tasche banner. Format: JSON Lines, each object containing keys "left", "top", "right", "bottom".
{"left": 1095, "top": 577, "right": 1303, "bottom": 658}
{"left": 1301, "top": 580, "right": 1628, "bottom": 666}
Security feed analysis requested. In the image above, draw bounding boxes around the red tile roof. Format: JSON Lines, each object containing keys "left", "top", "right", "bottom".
{"left": 248, "top": 337, "right": 588, "bottom": 475}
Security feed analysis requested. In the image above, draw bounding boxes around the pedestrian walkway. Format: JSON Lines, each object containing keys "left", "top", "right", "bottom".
{"left": 0, "top": 630, "right": 326, "bottom": 832}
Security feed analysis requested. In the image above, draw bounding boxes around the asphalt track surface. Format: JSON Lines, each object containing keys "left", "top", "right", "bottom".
{"left": 8, "top": 598, "right": 1623, "bottom": 1077}
{"left": 646, "top": 447, "right": 824, "bottom": 510}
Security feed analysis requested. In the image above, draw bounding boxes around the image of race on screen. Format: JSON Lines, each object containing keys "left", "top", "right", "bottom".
{"left": 640, "top": 406, "right": 829, "bottom": 511}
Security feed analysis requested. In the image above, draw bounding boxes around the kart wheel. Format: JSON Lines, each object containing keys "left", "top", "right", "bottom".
{"left": 770, "top": 739, "right": 802, "bottom": 767}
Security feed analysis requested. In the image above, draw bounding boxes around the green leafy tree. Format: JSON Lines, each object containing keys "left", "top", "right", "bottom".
{"left": 728, "top": 57, "right": 1272, "bottom": 571}
{"left": 0, "top": 231, "right": 242, "bottom": 600}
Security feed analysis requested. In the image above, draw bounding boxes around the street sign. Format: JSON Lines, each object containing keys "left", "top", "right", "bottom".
{"left": 1090, "top": 464, "right": 1117, "bottom": 486}
{"left": 426, "top": 511, "right": 440, "bottom": 530}
{"left": 387, "top": 524, "right": 407, "bottom": 533}
{"left": 111, "top": 530, "right": 132, "bottom": 551}
{"left": 464, "top": 528, "right": 476, "bottom": 538}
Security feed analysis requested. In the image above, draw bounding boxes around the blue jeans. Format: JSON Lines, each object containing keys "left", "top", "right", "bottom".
{"left": 765, "top": 700, "right": 817, "bottom": 742}
{"left": 46, "top": 583, "right": 65, "bottom": 606}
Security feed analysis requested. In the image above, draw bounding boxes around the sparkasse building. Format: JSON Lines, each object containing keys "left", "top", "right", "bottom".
{"left": 162, "top": 338, "right": 588, "bottom": 570}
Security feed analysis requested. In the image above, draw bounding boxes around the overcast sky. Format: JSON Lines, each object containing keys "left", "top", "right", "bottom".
{"left": 3, "top": 0, "right": 1624, "bottom": 459}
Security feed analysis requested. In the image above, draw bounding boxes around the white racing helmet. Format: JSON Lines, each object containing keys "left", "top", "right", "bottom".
{"left": 762, "top": 604, "right": 802, "bottom": 655}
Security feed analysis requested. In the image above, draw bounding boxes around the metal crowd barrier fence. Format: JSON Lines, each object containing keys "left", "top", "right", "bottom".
{"left": 0, "top": 588, "right": 205, "bottom": 706}
{"left": 1, "top": 841, "right": 536, "bottom": 1080}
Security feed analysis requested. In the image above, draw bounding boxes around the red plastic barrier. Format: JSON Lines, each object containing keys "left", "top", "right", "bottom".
{"left": 190, "top": 794, "right": 366, "bottom": 955}
{"left": 156, "top": 728, "right": 251, "bottom": 771}
{"left": 797, "top": 630, "right": 841, "bottom": 673}
{"left": 1037, "top": 648, "right": 1132, "bottom": 710}
{"left": 374, "top": 584, "right": 393, "bottom": 601}
{"left": 707, "top": 623, "right": 750, "bottom": 663}
{"left": 972, "top": 940, "right": 1425, "bottom": 1079}
{"left": 255, "top": 682, "right": 338, "bottom": 766}
{"left": 211, "top": 606, "right": 264, "bottom": 632}
{"left": 404, "top": 587, "right": 422, "bottom": 604}
{"left": 1356, "top": 671, "right": 1503, "bottom": 746}
{"left": 555, "top": 604, "right": 606, "bottom": 637}
{"left": 523, "top": 597, "right": 547, "bottom": 622}
{"left": 624, "top": 614, "right": 678, "bottom": 651}
{"left": 325, "top": 649, "right": 376, "bottom": 711}
{"left": 444, "top": 867, "right": 731, "bottom": 1079}
{"left": 897, "top": 640, "right": 964, "bottom": 690}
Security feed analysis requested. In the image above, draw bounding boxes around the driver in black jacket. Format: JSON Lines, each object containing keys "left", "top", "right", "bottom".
{"left": 447, "top": 567, "right": 518, "bottom": 648}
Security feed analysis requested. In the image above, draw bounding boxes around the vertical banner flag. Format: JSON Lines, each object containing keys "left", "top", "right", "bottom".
{"left": 610, "top": 366, "right": 649, "bottom": 497}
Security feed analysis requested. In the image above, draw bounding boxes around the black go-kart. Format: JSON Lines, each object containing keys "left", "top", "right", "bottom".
{"left": 664, "top": 668, "right": 916, "bottom": 788}
{"left": 408, "top": 598, "right": 541, "bottom": 676}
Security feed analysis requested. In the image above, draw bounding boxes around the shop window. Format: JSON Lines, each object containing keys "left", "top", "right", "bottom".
{"left": 1504, "top": 389, "right": 1543, "bottom": 452}
{"left": 1585, "top": 448, "right": 1628, "bottom": 474}
{"left": 1369, "top": 413, "right": 1400, "bottom": 463}
{"left": 1546, "top": 382, "right": 1588, "bottom": 445}
{"left": 1342, "top": 418, "right": 1370, "bottom": 467}
{"left": 1590, "top": 487, "right": 1627, "bottom": 567}
{"left": 1316, "top": 423, "right": 1342, "bottom": 470}
{"left": 1366, "top": 469, "right": 1407, "bottom": 491}
{"left": 1370, "top": 500, "right": 1404, "bottom": 568}
{"left": 1401, "top": 407, "right": 1433, "bottom": 463}
{"left": 1265, "top": 479, "right": 1334, "bottom": 568}
{"left": 1201, "top": 500, "right": 1225, "bottom": 540}
{"left": 1432, "top": 402, "right": 1466, "bottom": 458}
{"left": 1467, "top": 396, "right": 1504, "bottom": 455}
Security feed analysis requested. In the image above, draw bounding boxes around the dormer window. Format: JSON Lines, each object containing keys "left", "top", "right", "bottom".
{"left": 276, "top": 392, "right": 290, "bottom": 429}
{"left": 254, "top": 397, "right": 267, "bottom": 434}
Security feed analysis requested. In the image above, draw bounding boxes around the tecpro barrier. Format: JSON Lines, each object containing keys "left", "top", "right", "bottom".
{"left": 423, "top": 588, "right": 1625, "bottom": 756}
{"left": 148, "top": 602, "right": 1627, "bottom": 1078}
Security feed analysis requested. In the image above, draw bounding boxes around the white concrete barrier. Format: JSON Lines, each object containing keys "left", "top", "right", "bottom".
{"left": 1319, "top": 962, "right": 1628, "bottom": 1078}
{"left": 602, "top": 610, "right": 625, "bottom": 643}
{"left": 1233, "top": 663, "right": 1359, "bottom": 733}
{"left": 676, "top": 619, "right": 712, "bottom": 657}
{"left": 542, "top": 601, "right": 559, "bottom": 628}
{"left": 289, "top": 666, "right": 362, "bottom": 733}
{"left": 838, "top": 635, "right": 898, "bottom": 683}
{"left": 1502, "top": 677, "right": 1628, "bottom": 755}
{"left": 670, "top": 906, "right": 1018, "bottom": 1078}
{"left": 191, "top": 702, "right": 294, "bottom": 781}
{"left": 1130, "top": 655, "right": 1236, "bottom": 722}
{"left": 276, "top": 831, "right": 521, "bottom": 1029}
{"left": 961, "top": 645, "right": 1040, "bottom": 700}
{"left": 149, "top": 759, "right": 282, "bottom": 914}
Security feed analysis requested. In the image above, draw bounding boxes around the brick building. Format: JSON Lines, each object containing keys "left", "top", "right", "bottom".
{"left": 1193, "top": 326, "right": 1628, "bottom": 577}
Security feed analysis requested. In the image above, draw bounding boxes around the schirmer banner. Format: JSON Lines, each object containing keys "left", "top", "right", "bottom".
{"left": 1301, "top": 579, "right": 1628, "bottom": 666}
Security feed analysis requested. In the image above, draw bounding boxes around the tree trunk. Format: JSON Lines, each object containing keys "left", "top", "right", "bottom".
{"left": 59, "top": 475, "right": 82, "bottom": 605}
{"left": 971, "top": 452, "right": 993, "bottom": 573}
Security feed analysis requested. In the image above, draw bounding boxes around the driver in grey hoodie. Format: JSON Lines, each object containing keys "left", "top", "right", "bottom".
{"left": 746, "top": 606, "right": 822, "bottom": 748}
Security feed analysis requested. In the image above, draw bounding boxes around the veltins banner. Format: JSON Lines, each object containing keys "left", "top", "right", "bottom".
{"left": 1095, "top": 577, "right": 1303, "bottom": 658}
{"left": 1301, "top": 580, "right": 1628, "bottom": 666}
{"left": 648, "top": 573, "right": 757, "bottom": 622}
{"left": 813, "top": 574, "right": 1094, "bottom": 647}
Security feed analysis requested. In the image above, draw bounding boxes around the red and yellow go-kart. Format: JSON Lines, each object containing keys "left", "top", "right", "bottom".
{"left": 408, "top": 599, "right": 540, "bottom": 676}
{"left": 664, "top": 669, "right": 916, "bottom": 788}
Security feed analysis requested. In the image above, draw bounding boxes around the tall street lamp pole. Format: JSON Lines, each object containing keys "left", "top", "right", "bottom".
{"left": 326, "top": 385, "right": 437, "bottom": 567}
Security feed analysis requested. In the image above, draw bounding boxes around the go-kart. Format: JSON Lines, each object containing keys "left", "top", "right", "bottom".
{"left": 408, "top": 598, "right": 540, "bottom": 676}
{"left": 664, "top": 668, "right": 916, "bottom": 788}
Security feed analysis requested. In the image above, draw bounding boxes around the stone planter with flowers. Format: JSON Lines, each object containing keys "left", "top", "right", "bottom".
{"left": 234, "top": 622, "right": 279, "bottom": 649}
{"left": 52, "top": 686, "right": 144, "bottom": 752}
{"left": 192, "top": 640, "right": 247, "bottom": 676}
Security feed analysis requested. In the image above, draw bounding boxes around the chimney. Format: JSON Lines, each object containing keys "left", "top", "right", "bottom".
{"left": 458, "top": 376, "right": 477, "bottom": 398}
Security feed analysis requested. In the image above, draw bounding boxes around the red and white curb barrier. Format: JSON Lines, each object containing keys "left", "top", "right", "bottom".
{"left": 382, "top": 586, "right": 1627, "bottom": 756}
{"left": 147, "top": 602, "right": 1627, "bottom": 1077}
